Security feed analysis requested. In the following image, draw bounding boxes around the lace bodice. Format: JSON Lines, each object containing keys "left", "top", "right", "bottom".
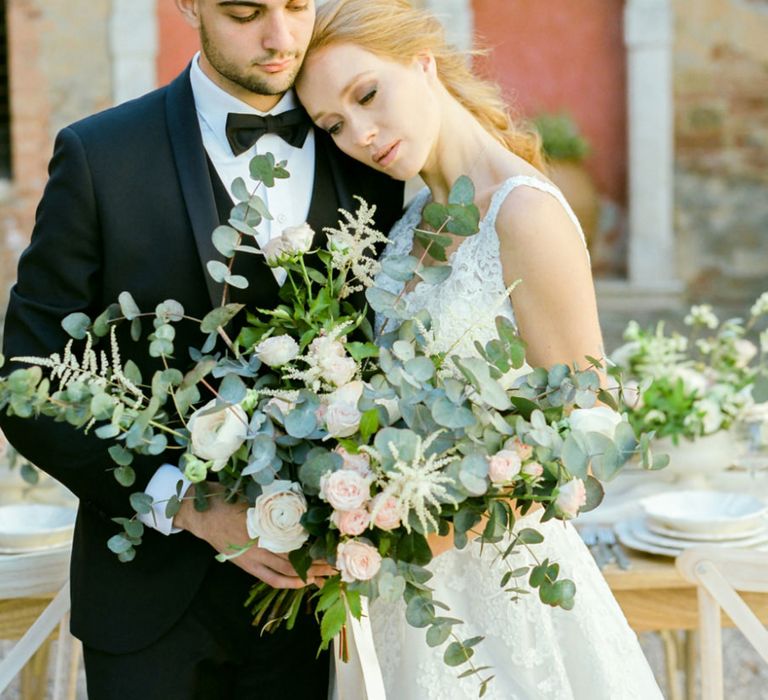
{"left": 374, "top": 175, "right": 587, "bottom": 356}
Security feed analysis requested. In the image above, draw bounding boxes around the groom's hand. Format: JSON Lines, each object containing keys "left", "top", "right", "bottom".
{"left": 174, "top": 484, "right": 336, "bottom": 589}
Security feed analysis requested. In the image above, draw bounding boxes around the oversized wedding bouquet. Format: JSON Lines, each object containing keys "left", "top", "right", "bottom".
{"left": 610, "top": 298, "right": 768, "bottom": 443}
{"left": 0, "top": 157, "right": 658, "bottom": 693}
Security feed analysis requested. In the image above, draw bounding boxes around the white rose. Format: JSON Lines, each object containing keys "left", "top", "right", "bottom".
{"left": 255, "top": 335, "right": 299, "bottom": 367}
{"left": 324, "top": 381, "right": 365, "bottom": 437}
{"left": 281, "top": 223, "right": 315, "bottom": 254}
{"left": 556, "top": 478, "right": 587, "bottom": 519}
{"left": 334, "top": 446, "right": 372, "bottom": 477}
{"left": 319, "top": 354, "right": 357, "bottom": 387}
{"left": 320, "top": 469, "right": 371, "bottom": 511}
{"left": 735, "top": 339, "right": 758, "bottom": 368}
{"left": 488, "top": 450, "right": 522, "bottom": 484}
{"left": 610, "top": 341, "right": 641, "bottom": 369}
{"left": 188, "top": 399, "right": 248, "bottom": 471}
{"left": 337, "top": 540, "right": 382, "bottom": 582}
{"left": 369, "top": 493, "right": 402, "bottom": 531}
{"left": 331, "top": 508, "right": 370, "bottom": 536}
{"left": 310, "top": 336, "right": 346, "bottom": 360}
{"left": 246, "top": 480, "right": 309, "bottom": 553}
{"left": 672, "top": 366, "right": 708, "bottom": 396}
{"left": 569, "top": 406, "right": 622, "bottom": 440}
{"left": 262, "top": 236, "right": 289, "bottom": 266}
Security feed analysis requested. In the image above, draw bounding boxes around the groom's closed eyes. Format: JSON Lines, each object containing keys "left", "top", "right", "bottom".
{"left": 218, "top": 0, "right": 310, "bottom": 23}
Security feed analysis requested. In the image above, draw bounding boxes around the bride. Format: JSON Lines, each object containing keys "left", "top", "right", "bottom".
{"left": 296, "top": 1, "right": 664, "bottom": 698}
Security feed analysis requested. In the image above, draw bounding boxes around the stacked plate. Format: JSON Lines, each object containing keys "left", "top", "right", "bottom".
{"left": 614, "top": 490, "right": 768, "bottom": 557}
{"left": 0, "top": 503, "right": 76, "bottom": 554}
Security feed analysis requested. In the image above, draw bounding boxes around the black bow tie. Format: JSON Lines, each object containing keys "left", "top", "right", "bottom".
{"left": 225, "top": 108, "right": 312, "bottom": 155}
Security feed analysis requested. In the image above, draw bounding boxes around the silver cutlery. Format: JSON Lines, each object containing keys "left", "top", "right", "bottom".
{"left": 596, "top": 526, "right": 632, "bottom": 570}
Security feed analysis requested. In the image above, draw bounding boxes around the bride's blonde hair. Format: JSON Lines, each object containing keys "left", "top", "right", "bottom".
{"left": 307, "top": 0, "right": 545, "bottom": 170}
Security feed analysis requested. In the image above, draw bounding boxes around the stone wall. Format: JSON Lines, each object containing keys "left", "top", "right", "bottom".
{"left": 0, "top": 0, "right": 112, "bottom": 312}
{"left": 673, "top": 0, "right": 768, "bottom": 303}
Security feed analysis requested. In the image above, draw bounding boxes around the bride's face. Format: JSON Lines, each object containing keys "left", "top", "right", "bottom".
{"left": 297, "top": 43, "right": 440, "bottom": 181}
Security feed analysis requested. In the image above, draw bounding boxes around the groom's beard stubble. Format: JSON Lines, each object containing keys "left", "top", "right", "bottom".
{"left": 200, "top": 24, "right": 302, "bottom": 96}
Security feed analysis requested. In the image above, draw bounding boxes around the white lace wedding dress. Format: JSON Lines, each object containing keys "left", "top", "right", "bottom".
{"left": 368, "top": 176, "right": 663, "bottom": 699}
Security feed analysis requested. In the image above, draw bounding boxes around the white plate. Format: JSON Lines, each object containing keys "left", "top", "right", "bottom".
{"left": 641, "top": 490, "right": 768, "bottom": 535}
{"left": 646, "top": 519, "right": 768, "bottom": 542}
{"left": 616, "top": 518, "right": 768, "bottom": 558}
{"left": 628, "top": 517, "right": 768, "bottom": 550}
{"left": 614, "top": 520, "right": 682, "bottom": 557}
{"left": 0, "top": 504, "right": 76, "bottom": 549}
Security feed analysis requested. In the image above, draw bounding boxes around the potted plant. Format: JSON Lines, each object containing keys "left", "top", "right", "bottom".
{"left": 532, "top": 113, "right": 598, "bottom": 247}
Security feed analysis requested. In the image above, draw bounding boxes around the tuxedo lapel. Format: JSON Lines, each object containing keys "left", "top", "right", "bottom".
{"left": 165, "top": 67, "right": 223, "bottom": 309}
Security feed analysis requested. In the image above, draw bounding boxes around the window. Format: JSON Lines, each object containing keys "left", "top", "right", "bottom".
{"left": 0, "top": 0, "right": 11, "bottom": 180}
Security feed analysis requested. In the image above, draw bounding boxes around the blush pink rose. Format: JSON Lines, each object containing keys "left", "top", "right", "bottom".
{"left": 319, "top": 469, "right": 371, "bottom": 511}
{"left": 337, "top": 540, "right": 382, "bottom": 583}
{"left": 522, "top": 461, "right": 544, "bottom": 479}
{"left": 488, "top": 450, "right": 522, "bottom": 484}
{"left": 331, "top": 508, "right": 370, "bottom": 536}
{"left": 556, "top": 478, "right": 587, "bottom": 519}
{"left": 508, "top": 438, "right": 533, "bottom": 462}
{"left": 334, "top": 446, "right": 372, "bottom": 478}
{"left": 369, "top": 493, "right": 402, "bottom": 531}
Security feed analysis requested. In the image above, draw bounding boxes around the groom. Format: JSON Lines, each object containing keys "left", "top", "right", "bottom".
{"left": 0, "top": 0, "right": 403, "bottom": 697}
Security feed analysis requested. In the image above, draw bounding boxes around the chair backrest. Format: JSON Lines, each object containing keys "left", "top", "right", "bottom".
{"left": 676, "top": 547, "right": 768, "bottom": 700}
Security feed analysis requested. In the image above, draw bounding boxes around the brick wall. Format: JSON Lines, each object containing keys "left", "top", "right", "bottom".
{"left": 673, "top": 0, "right": 768, "bottom": 302}
{"left": 0, "top": 0, "right": 112, "bottom": 312}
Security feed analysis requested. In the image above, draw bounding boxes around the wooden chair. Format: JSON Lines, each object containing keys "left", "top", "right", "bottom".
{"left": 0, "top": 546, "right": 79, "bottom": 700}
{"left": 676, "top": 547, "right": 768, "bottom": 700}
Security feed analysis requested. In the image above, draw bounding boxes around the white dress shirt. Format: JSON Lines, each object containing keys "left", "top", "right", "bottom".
{"left": 139, "top": 54, "right": 316, "bottom": 535}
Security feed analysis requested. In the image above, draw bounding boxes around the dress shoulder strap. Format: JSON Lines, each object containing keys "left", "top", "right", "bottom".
{"left": 485, "top": 175, "right": 589, "bottom": 253}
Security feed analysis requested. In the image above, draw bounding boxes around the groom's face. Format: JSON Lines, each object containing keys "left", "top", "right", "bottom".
{"left": 180, "top": 1, "right": 316, "bottom": 104}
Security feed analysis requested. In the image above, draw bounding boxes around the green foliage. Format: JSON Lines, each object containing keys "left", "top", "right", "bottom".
{"left": 532, "top": 113, "right": 590, "bottom": 161}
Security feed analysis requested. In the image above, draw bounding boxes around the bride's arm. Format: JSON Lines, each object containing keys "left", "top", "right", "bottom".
{"left": 496, "top": 186, "right": 605, "bottom": 370}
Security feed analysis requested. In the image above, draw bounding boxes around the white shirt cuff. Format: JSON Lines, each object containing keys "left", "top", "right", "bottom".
{"left": 138, "top": 464, "right": 192, "bottom": 536}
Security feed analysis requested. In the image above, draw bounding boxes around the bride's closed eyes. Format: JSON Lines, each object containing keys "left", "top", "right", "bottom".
{"left": 326, "top": 84, "right": 379, "bottom": 136}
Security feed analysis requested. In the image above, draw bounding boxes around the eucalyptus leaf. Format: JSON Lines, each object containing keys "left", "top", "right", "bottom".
{"left": 118, "top": 291, "right": 141, "bottom": 321}
{"left": 382, "top": 255, "right": 419, "bottom": 282}
{"left": 448, "top": 175, "right": 475, "bottom": 206}
{"left": 212, "top": 226, "right": 239, "bottom": 258}
{"left": 416, "top": 265, "right": 451, "bottom": 285}
{"left": 61, "top": 312, "right": 91, "bottom": 340}
{"left": 206, "top": 260, "right": 229, "bottom": 284}
{"left": 200, "top": 304, "right": 244, "bottom": 333}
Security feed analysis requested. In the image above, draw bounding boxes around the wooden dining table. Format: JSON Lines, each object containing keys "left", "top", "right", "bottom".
{"left": 584, "top": 464, "right": 768, "bottom": 700}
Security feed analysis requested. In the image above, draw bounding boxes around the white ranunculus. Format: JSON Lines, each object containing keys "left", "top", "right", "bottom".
{"left": 337, "top": 540, "right": 382, "bottom": 583}
{"left": 188, "top": 399, "right": 248, "bottom": 471}
{"left": 556, "top": 478, "right": 587, "bottom": 519}
{"left": 671, "top": 366, "right": 708, "bottom": 396}
{"left": 255, "top": 335, "right": 299, "bottom": 367}
{"left": 569, "top": 406, "right": 623, "bottom": 440}
{"left": 246, "top": 480, "right": 309, "bottom": 553}
{"left": 281, "top": 223, "right": 315, "bottom": 255}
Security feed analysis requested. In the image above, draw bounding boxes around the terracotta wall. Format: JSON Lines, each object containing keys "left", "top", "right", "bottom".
{"left": 156, "top": 2, "right": 199, "bottom": 85}
{"left": 471, "top": 0, "right": 628, "bottom": 206}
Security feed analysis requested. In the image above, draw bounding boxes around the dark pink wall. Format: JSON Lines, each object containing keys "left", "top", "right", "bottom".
{"left": 157, "top": 3, "right": 200, "bottom": 86}
{"left": 472, "top": 0, "right": 627, "bottom": 204}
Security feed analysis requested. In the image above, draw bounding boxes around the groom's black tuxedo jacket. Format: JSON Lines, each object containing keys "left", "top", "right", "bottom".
{"left": 0, "top": 67, "right": 403, "bottom": 654}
